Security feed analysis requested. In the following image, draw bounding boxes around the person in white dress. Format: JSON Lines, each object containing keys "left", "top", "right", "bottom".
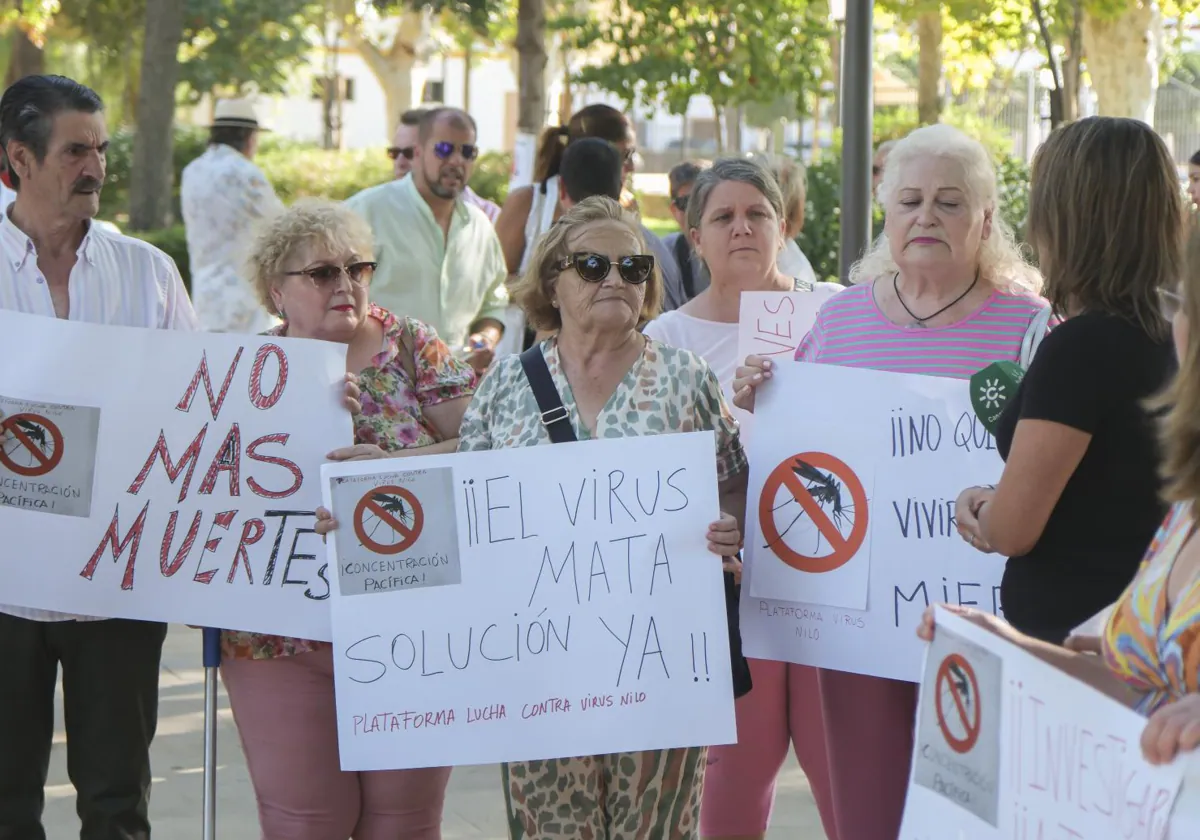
{"left": 180, "top": 98, "right": 284, "bottom": 334}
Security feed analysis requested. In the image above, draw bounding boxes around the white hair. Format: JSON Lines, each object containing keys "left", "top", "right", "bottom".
{"left": 851, "top": 124, "right": 1041, "bottom": 294}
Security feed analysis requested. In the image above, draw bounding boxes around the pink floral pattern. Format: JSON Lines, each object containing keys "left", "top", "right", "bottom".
{"left": 221, "top": 304, "right": 477, "bottom": 660}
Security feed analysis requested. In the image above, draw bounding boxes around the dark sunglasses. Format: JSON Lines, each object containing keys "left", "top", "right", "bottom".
{"left": 284, "top": 261, "right": 377, "bottom": 289}
{"left": 433, "top": 141, "right": 478, "bottom": 161}
{"left": 671, "top": 195, "right": 689, "bottom": 212}
{"left": 387, "top": 146, "right": 414, "bottom": 161}
{"left": 557, "top": 252, "right": 654, "bottom": 285}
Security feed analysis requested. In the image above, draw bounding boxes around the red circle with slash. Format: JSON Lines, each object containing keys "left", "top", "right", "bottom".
{"left": 0, "top": 413, "right": 64, "bottom": 477}
{"left": 353, "top": 485, "right": 425, "bottom": 555}
{"left": 935, "top": 653, "right": 982, "bottom": 754}
{"left": 757, "top": 451, "right": 869, "bottom": 573}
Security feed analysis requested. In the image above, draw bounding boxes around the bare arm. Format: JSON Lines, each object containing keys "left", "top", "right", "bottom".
{"left": 718, "top": 467, "right": 748, "bottom": 536}
{"left": 422, "top": 395, "right": 471, "bottom": 443}
{"left": 494, "top": 186, "right": 535, "bottom": 276}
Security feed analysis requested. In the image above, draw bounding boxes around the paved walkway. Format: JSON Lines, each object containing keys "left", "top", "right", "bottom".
{"left": 43, "top": 625, "right": 826, "bottom": 839}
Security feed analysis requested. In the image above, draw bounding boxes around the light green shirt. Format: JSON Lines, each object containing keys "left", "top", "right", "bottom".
{"left": 346, "top": 175, "right": 509, "bottom": 348}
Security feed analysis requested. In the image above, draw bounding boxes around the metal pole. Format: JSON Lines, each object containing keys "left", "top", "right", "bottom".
{"left": 202, "top": 627, "right": 221, "bottom": 840}
{"left": 839, "top": 0, "right": 875, "bottom": 283}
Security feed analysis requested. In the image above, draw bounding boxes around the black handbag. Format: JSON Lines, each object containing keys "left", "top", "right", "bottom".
{"left": 518, "top": 346, "right": 753, "bottom": 699}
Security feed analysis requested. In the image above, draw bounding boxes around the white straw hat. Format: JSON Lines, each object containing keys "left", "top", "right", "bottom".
{"left": 210, "top": 98, "right": 270, "bottom": 131}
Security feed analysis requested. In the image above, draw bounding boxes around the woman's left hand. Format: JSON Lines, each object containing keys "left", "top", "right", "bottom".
{"left": 343, "top": 372, "right": 362, "bottom": 415}
{"left": 955, "top": 485, "right": 996, "bottom": 553}
{"left": 1142, "top": 694, "right": 1200, "bottom": 765}
{"left": 707, "top": 511, "right": 742, "bottom": 557}
{"left": 327, "top": 443, "right": 389, "bottom": 462}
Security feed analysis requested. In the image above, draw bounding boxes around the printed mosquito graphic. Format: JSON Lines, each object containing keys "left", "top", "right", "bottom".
{"left": 948, "top": 660, "right": 973, "bottom": 708}
{"left": 363, "top": 491, "right": 416, "bottom": 541}
{"left": 7, "top": 419, "right": 51, "bottom": 454}
{"left": 764, "top": 457, "right": 859, "bottom": 554}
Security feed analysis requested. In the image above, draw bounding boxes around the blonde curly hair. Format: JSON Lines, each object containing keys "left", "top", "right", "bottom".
{"left": 851, "top": 124, "right": 1041, "bottom": 294}
{"left": 246, "top": 198, "right": 375, "bottom": 316}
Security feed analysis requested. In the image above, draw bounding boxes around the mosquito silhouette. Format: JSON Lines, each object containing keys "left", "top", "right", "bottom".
{"left": 764, "top": 458, "right": 858, "bottom": 554}
{"left": 8, "top": 419, "right": 51, "bottom": 454}
{"left": 364, "top": 492, "right": 416, "bottom": 542}
{"left": 948, "top": 660, "right": 973, "bottom": 709}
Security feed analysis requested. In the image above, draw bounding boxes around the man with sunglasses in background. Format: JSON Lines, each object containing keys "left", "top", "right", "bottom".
{"left": 180, "top": 98, "right": 283, "bottom": 333}
{"left": 349, "top": 106, "right": 508, "bottom": 375}
{"left": 660, "top": 160, "right": 710, "bottom": 311}
{"left": 389, "top": 108, "right": 500, "bottom": 223}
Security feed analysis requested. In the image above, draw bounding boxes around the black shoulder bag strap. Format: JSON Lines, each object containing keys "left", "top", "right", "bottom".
{"left": 672, "top": 233, "right": 697, "bottom": 302}
{"left": 519, "top": 346, "right": 577, "bottom": 444}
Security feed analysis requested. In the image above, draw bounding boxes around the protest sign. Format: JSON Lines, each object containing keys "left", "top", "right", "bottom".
{"left": 0, "top": 308, "right": 349, "bottom": 639}
{"left": 734, "top": 291, "right": 824, "bottom": 430}
{"left": 900, "top": 607, "right": 1191, "bottom": 840}
{"left": 322, "top": 432, "right": 737, "bottom": 770}
{"left": 740, "top": 361, "right": 1007, "bottom": 682}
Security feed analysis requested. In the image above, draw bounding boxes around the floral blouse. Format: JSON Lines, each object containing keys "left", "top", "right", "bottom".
{"left": 1103, "top": 502, "right": 1200, "bottom": 714}
{"left": 457, "top": 336, "right": 747, "bottom": 484}
{"left": 221, "top": 304, "right": 477, "bottom": 660}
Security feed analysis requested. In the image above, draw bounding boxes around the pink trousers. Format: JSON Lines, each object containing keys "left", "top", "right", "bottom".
{"left": 700, "top": 659, "right": 838, "bottom": 838}
{"left": 221, "top": 647, "right": 452, "bottom": 840}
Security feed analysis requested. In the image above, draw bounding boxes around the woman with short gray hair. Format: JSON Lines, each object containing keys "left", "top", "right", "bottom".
{"left": 643, "top": 157, "right": 842, "bottom": 839}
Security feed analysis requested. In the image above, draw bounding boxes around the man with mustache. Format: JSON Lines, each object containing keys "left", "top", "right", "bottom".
{"left": 0, "top": 74, "right": 198, "bottom": 840}
{"left": 180, "top": 98, "right": 284, "bottom": 334}
{"left": 348, "top": 106, "right": 507, "bottom": 374}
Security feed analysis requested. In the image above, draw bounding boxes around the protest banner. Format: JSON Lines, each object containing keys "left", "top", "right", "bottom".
{"left": 321, "top": 432, "right": 737, "bottom": 770}
{"left": 734, "top": 290, "right": 824, "bottom": 430}
{"left": 0, "top": 308, "right": 349, "bottom": 639}
{"left": 740, "top": 361, "right": 1007, "bottom": 682}
{"left": 899, "top": 607, "right": 1191, "bottom": 840}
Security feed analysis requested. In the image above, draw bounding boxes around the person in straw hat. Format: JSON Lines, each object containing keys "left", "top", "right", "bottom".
{"left": 181, "top": 97, "right": 284, "bottom": 334}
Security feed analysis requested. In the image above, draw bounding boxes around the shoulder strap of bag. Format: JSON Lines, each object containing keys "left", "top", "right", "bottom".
{"left": 672, "top": 234, "right": 696, "bottom": 302}
{"left": 519, "top": 346, "right": 578, "bottom": 444}
{"left": 1019, "top": 306, "right": 1053, "bottom": 369}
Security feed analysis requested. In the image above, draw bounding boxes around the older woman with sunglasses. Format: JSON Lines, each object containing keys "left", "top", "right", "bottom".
{"left": 457, "top": 196, "right": 747, "bottom": 839}
{"left": 221, "top": 198, "right": 476, "bottom": 840}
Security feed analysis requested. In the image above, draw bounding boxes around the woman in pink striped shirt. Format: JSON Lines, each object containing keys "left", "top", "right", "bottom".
{"left": 733, "top": 124, "right": 1049, "bottom": 840}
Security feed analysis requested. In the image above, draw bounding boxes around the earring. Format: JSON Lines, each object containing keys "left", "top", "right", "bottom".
{"left": 277, "top": 306, "right": 287, "bottom": 320}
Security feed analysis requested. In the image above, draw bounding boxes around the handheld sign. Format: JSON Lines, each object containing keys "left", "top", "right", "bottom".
{"left": 968, "top": 361, "right": 1023, "bottom": 436}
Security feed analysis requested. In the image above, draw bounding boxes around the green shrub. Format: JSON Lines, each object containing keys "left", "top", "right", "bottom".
{"left": 470, "top": 151, "right": 512, "bottom": 206}
{"left": 257, "top": 146, "right": 391, "bottom": 203}
{"left": 797, "top": 153, "right": 1031, "bottom": 283}
{"left": 126, "top": 225, "right": 191, "bottom": 293}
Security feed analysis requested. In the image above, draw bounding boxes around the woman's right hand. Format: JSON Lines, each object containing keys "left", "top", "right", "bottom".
{"left": 314, "top": 506, "right": 338, "bottom": 538}
{"left": 732, "top": 356, "right": 773, "bottom": 414}
{"left": 916, "top": 604, "right": 1018, "bottom": 644}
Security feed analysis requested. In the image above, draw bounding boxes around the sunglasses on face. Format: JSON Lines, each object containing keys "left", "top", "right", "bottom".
{"left": 433, "top": 141, "right": 478, "bottom": 161}
{"left": 557, "top": 252, "right": 654, "bottom": 285}
{"left": 387, "top": 146, "right": 415, "bottom": 161}
{"left": 671, "top": 195, "right": 689, "bottom": 212}
{"left": 284, "top": 261, "right": 377, "bottom": 290}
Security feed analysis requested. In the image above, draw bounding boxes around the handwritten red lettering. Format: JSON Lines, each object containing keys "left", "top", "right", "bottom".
{"left": 194, "top": 510, "right": 238, "bottom": 584}
{"left": 246, "top": 433, "right": 303, "bottom": 499}
{"left": 249, "top": 344, "right": 288, "bottom": 410}
{"left": 226, "top": 518, "right": 266, "bottom": 584}
{"left": 159, "top": 509, "right": 203, "bottom": 577}
{"left": 80, "top": 501, "right": 151, "bottom": 590}
{"left": 176, "top": 349, "right": 244, "bottom": 420}
{"left": 127, "top": 426, "right": 208, "bottom": 503}
{"left": 198, "top": 424, "right": 242, "bottom": 497}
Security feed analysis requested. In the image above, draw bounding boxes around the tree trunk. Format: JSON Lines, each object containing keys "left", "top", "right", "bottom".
{"left": 1031, "top": 0, "right": 1066, "bottom": 127}
{"left": 916, "top": 8, "right": 943, "bottom": 124}
{"left": 714, "top": 105, "right": 725, "bottom": 155}
{"left": 515, "top": 0, "right": 547, "bottom": 134}
{"left": 4, "top": 29, "right": 44, "bottom": 86}
{"left": 128, "top": 0, "right": 185, "bottom": 231}
{"left": 1082, "top": 1, "right": 1160, "bottom": 124}
{"left": 352, "top": 10, "right": 428, "bottom": 138}
{"left": 1061, "top": 0, "right": 1083, "bottom": 122}
{"left": 463, "top": 42, "right": 473, "bottom": 112}
{"left": 725, "top": 104, "right": 741, "bottom": 153}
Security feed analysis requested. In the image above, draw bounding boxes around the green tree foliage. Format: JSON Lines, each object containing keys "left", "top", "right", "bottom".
{"left": 564, "top": 0, "right": 832, "bottom": 117}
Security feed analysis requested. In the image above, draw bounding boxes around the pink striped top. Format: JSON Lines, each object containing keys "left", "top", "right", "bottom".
{"left": 794, "top": 281, "right": 1050, "bottom": 377}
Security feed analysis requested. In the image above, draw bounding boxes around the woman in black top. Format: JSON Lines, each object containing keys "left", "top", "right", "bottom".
{"left": 955, "top": 117, "right": 1183, "bottom": 644}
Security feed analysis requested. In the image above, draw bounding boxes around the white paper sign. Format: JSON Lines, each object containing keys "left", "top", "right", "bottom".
{"left": 740, "top": 362, "right": 1007, "bottom": 682}
{"left": 0, "top": 309, "right": 350, "bottom": 639}
{"left": 322, "top": 433, "right": 737, "bottom": 770}
{"left": 900, "top": 608, "right": 1190, "bottom": 840}
{"left": 734, "top": 291, "right": 824, "bottom": 432}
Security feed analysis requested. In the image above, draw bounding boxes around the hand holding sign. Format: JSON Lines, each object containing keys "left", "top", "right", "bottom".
{"left": 732, "top": 356, "right": 774, "bottom": 414}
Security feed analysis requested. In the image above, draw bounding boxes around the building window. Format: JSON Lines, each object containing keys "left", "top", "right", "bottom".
{"left": 312, "top": 76, "right": 355, "bottom": 101}
{"left": 422, "top": 80, "right": 445, "bottom": 104}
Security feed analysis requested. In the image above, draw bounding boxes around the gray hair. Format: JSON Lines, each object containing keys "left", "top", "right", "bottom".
{"left": 686, "top": 156, "right": 785, "bottom": 231}
{"left": 853, "top": 124, "right": 1040, "bottom": 293}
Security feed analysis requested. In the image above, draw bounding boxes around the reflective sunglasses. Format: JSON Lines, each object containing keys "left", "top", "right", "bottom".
{"left": 283, "top": 261, "right": 377, "bottom": 290}
{"left": 1159, "top": 286, "right": 1184, "bottom": 320}
{"left": 433, "top": 141, "right": 478, "bottom": 161}
{"left": 557, "top": 252, "right": 654, "bottom": 285}
{"left": 671, "top": 195, "right": 689, "bottom": 212}
{"left": 387, "top": 146, "right": 415, "bottom": 162}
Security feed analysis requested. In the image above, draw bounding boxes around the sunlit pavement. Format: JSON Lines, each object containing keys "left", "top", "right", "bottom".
{"left": 43, "top": 625, "right": 825, "bottom": 839}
